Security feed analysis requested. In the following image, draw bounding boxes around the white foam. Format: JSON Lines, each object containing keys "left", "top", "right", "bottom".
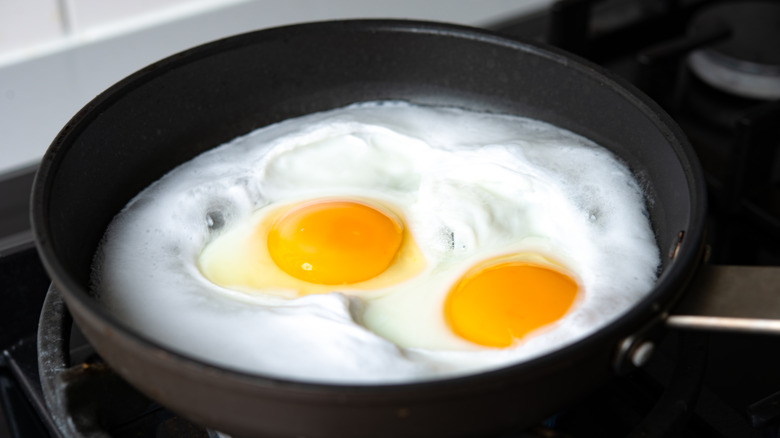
{"left": 93, "top": 102, "right": 659, "bottom": 384}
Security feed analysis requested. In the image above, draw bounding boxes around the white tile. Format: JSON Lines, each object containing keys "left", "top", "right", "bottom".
{"left": 0, "top": 0, "right": 65, "bottom": 55}
{"left": 66, "top": 0, "right": 205, "bottom": 32}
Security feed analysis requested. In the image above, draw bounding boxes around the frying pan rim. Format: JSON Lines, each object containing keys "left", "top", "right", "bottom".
{"left": 30, "top": 18, "right": 707, "bottom": 396}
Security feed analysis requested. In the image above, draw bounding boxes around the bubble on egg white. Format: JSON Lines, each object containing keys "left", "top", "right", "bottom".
{"left": 205, "top": 210, "right": 224, "bottom": 230}
{"left": 93, "top": 101, "right": 660, "bottom": 384}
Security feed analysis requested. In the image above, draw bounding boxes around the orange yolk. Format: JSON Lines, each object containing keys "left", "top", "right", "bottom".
{"left": 445, "top": 261, "right": 578, "bottom": 348}
{"left": 267, "top": 200, "right": 404, "bottom": 285}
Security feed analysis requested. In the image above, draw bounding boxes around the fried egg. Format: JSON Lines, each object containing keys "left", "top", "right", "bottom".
{"left": 92, "top": 101, "right": 660, "bottom": 383}
{"left": 198, "top": 197, "right": 426, "bottom": 297}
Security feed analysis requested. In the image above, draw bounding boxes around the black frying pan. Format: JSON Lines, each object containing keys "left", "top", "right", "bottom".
{"left": 31, "top": 20, "right": 707, "bottom": 437}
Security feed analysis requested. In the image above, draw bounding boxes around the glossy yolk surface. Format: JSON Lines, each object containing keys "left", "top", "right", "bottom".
{"left": 445, "top": 261, "right": 578, "bottom": 348}
{"left": 267, "top": 200, "right": 404, "bottom": 285}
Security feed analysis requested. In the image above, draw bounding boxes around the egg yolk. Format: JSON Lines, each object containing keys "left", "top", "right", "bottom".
{"left": 267, "top": 200, "right": 404, "bottom": 285}
{"left": 445, "top": 260, "right": 578, "bottom": 348}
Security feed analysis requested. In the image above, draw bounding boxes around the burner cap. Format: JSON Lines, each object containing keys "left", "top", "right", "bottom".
{"left": 687, "top": 1, "right": 780, "bottom": 100}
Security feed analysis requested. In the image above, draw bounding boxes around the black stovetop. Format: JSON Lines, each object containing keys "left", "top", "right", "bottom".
{"left": 3, "top": 1, "right": 780, "bottom": 436}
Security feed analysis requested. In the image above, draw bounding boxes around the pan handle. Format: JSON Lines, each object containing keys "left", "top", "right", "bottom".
{"left": 666, "top": 264, "right": 780, "bottom": 334}
{"left": 613, "top": 264, "right": 780, "bottom": 373}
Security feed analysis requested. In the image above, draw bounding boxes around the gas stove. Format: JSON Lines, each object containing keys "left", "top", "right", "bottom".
{"left": 2, "top": 1, "right": 780, "bottom": 436}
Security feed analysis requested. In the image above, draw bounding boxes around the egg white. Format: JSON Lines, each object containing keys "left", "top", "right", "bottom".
{"left": 92, "top": 102, "right": 660, "bottom": 383}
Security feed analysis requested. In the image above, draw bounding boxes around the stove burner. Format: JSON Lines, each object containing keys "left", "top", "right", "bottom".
{"left": 687, "top": 1, "right": 780, "bottom": 100}
{"left": 36, "top": 286, "right": 221, "bottom": 438}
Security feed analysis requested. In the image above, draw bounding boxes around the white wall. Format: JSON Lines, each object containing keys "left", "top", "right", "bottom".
{"left": 0, "top": 0, "right": 552, "bottom": 174}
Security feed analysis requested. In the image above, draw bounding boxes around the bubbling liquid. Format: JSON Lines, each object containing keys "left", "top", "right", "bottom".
{"left": 92, "top": 101, "right": 660, "bottom": 384}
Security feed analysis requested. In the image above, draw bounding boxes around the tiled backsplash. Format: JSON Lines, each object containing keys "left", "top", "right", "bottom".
{"left": 0, "top": 0, "right": 552, "bottom": 174}
{"left": 0, "top": 0, "right": 258, "bottom": 64}
{"left": 0, "top": 0, "right": 65, "bottom": 56}
{"left": 66, "top": 0, "right": 202, "bottom": 32}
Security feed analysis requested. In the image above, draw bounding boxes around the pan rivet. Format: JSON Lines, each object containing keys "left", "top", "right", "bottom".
{"left": 630, "top": 341, "right": 655, "bottom": 367}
